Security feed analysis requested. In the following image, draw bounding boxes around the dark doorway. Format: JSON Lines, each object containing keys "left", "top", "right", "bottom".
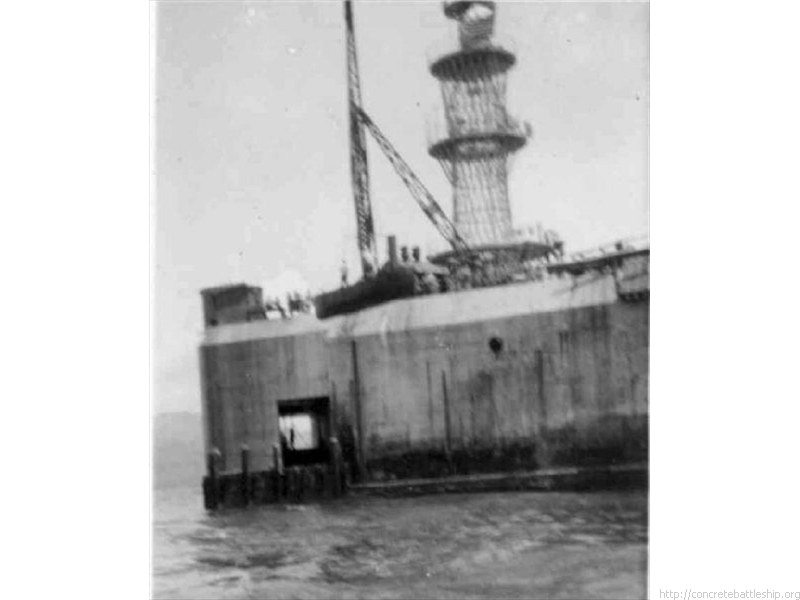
{"left": 277, "top": 397, "right": 331, "bottom": 467}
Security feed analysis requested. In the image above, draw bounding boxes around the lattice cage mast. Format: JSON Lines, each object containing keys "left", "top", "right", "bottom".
{"left": 429, "top": 1, "right": 531, "bottom": 247}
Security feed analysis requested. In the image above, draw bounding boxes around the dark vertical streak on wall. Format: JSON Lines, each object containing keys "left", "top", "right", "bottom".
{"left": 567, "top": 318, "right": 581, "bottom": 412}
{"left": 619, "top": 326, "right": 636, "bottom": 413}
{"left": 488, "top": 373, "right": 497, "bottom": 444}
{"left": 206, "top": 346, "right": 226, "bottom": 466}
{"left": 199, "top": 347, "right": 211, "bottom": 453}
{"left": 469, "top": 392, "right": 477, "bottom": 444}
{"left": 598, "top": 306, "right": 612, "bottom": 412}
{"left": 426, "top": 361, "right": 434, "bottom": 440}
{"left": 239, "top": 400, "right": 247, "bottom": 451}
{"left": 329, "top": 381, "right": 337, "bottom": 439}
{"left": 591, "top": 309, "right": 601, "bottom": 410}
{"left": 286, "top": 339, "right": 297, "bottom": 392}
{"left": 536, "top": 349, "right": 547, "bottom": 428}
{"left": 601, "top": 307, "right": 613, "bottom": 412}
{"left": 447, "top": 355, "right": 457, "bottom": 442}
{"left": 350, "top": 340, "right": 365, "bottom": 480}
{"left": 441, "top": 371, "right": 452, "bottom": 457}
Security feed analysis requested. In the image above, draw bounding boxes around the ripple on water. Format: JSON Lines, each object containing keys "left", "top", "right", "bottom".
{"left": 153, "top": 486, "right": 648, "bottom": 599}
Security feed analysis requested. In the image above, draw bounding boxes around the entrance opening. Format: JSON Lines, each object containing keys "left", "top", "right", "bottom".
{"left": 277, "top": 397, "right": 331, "bottom": 467}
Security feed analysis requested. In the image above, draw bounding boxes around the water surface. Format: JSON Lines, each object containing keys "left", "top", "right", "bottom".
{"left": 153, "top": 485, "right": 647, "bottom": 599}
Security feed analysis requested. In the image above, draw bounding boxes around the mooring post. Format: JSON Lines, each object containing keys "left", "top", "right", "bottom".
{"left": 287, "top": 467, "right": 296, "bottom": 502}
{"left": 302, "top": 467, "right": 314, "bottom": 501}
{"left": 240, "top": 444, "right": 250, "bottom": 506}
{"left": 316, "top": 464, "right": 325, "bottom": 497}
{"left": 329, "top": 437, "right": 343, "bottom": 497}
{"left": 293, "top": 467, "right": 302, "bottom": 502}
{"left": 272, "top": 443, "right": 284, "bottom": 501}
{"left": 205, "top": 449, "right": 219, "bottom": 510}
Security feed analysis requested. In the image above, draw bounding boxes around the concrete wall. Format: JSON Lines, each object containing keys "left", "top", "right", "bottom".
{"left": 200, "top": 316, "right": 329, "bottom": 473}
{"left": 327, "top": 298, "right": 648, "bottom": 479}
{"left": 200, "top": 273, "right": 648, "bottom": 480}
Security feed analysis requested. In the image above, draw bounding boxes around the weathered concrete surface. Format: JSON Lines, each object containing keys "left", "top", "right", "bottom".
{"left": 201, "top": 321, "right": 329, "bottom": 473}
{"left": 200, "top": 272, "right": 648, "bottom": 481}
{"left": 327, "top": 276, "right": 648, "bottom": 479}
{"left": 350, "top": 463, "right": 648, "bottom": 497}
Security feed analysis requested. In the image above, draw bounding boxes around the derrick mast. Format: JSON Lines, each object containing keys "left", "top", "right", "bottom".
{"left": 345, "top": 0, "right": 379, "bottom": 277}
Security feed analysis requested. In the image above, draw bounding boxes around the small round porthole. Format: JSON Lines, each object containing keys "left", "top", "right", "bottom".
{"left": 488, "top": 336, "right": 503, "bottom": 355}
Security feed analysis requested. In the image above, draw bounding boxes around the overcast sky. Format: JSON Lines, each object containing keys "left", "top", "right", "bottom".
{"left": 154, "top": 0, "right": 649, "bottom": 414}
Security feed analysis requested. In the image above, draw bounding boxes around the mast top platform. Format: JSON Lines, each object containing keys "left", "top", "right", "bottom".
{"left": 428, "top": 128, "right": 529, "bottom": 160}
{"left": 429, "top": 45, "right": 516, "bottom": 80}
{"left": 443, "top": 1, "right": 496, "bottom": 20}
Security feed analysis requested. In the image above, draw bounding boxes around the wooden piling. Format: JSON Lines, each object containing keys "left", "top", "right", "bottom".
{"left": 205, "top": 450, "right": 219, "bottom": 510}
{"left": 323, "top": 463, "right": 334, "bottom": 498}
{"left": 330, "top": 437, "right": 343, "bottom": 497}
{"left": 302, "top": 467, "right": 314, "bottom": 501}
{"left": 294, "top": 467, "right": 303, "bottom": 502}
{"left": 272, "top": 444, "right": 284, "bottom": 501}
{"left": 240, "top": 445, "right": 250, "bottom": 506}
{"left": 315, "top": 464, "right": 325, "bottom": 497}
{"left": 253, "top": 471, "right": 266, "bottom": 504}
{"left": 287, "top": 467, "right": 297, "bottom": 502}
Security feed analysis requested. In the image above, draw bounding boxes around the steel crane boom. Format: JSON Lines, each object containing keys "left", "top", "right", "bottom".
{"left": 354, "top": 106, "right": 470, "bottom": 257}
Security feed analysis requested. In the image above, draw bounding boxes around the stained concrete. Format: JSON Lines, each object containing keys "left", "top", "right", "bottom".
{"left": 200, "top": 270, "right": 648, "bottom": 481}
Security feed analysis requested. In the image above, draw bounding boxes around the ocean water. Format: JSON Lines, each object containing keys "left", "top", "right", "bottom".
{"left": 152, "top": 484, "right": 648, "bottom": 599}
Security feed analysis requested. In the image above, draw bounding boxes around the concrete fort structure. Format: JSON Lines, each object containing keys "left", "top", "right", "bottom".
{"left": 196, "top": 2, "right": 648, "bottom": 507}
{"left": 199, "top": 255, "right": 648, "bottom": 488}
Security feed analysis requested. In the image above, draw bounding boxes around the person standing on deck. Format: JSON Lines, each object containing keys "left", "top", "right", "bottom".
{"left": 340, "top": 260, "right": 349, "bottom": 287}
